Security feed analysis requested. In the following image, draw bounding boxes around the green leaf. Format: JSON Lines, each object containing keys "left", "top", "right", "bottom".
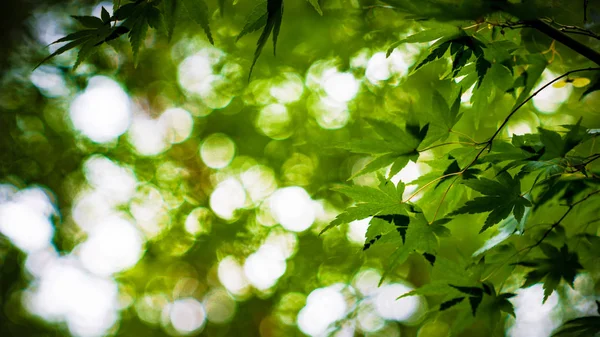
{"left": 181, "top": 0, "right": 214, "bottom": 44}
{"left": 518, "top": 244, "right": 583, "bottom": 303}
{"left": 539, "top": 128, "right": 564, "bottom": 159}
{"left": 114, "top": 3, "right": 139, "bottom": 20}
{"left": 375, "top": 214, "right": 410, "bottom": 243}
{"left": 363, "top": 217, "right": 396, "bottom": 250}
{"left": 72, "top": 15, "right": 105, "bottom": 28}
{"left": 322, "top": 179, "right": 407, "bottom": 234}
{"left": 248, "top": 0, "right": 284, "bottom": 79}
{"left": 163, "top": 0, "right": 178, "bottom": 40}
{"left": 449, "top": 284, "right": 484, "bottom": 297}
{"left": 440, "top": 297, "right": 465, "bottom": 311}
{"left": 450, "top": 173, "right": 529, "bottom": 232}
{"left": 48, "top": 29, "right": 96, "bottom": 45}
{"left": 552, "top": 316, "right": 600, "bottom": 337}
{"left": 340, "top": 119, "right": 428, "bottom": 178}
{"left": 146, "top": 5, "right": 165, "bottom": 32}
{"left": 306, "top": 0, "right": 323, "bottom": 15}
{"left": 101, "top": 7, "right": 111, "bottom": 23}
{"left": 128, "top": 15, "right": 148, "bottom": 66}
{"left": 513, "top": 56, "right": 546, "bottom": 108}
{"left": 428, "top": 90, "right": 462, "bottom": 140}
{"left": 387, "top": 25, "right": 459, "bottom": 57}
{"left": 404, "top": 212, "right": 439, "bottom": 254}
{"left": 34, "top": 38, "right": 89, "bottom": 70}
{"left": 236, "top": 1, "right": 268, "bottom": 42}
{"left": 73, "top": 39, "right": 98, "bottom": 70}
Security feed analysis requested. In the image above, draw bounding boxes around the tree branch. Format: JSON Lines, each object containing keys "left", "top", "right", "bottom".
{"left": 526, "top": 19, "right": 600, "bottom": 65}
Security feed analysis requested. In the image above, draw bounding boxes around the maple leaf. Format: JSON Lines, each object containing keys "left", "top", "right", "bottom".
{"left": 450, "top": 172, "right": 531, "bottom": 232}
{"left": 423, "top": 89, "right": 463, "bottom": 144}
{"left": 321, "top": 176, "right": 407, "bottom": 235}
{"left": 552, "top": 315, "right": 600, "bottom": 337}
{"left": 341, "top": 119, "right": 429, "bottom": 178}
{"left": 514, "top": 244, "right": 583, "bottom": 303}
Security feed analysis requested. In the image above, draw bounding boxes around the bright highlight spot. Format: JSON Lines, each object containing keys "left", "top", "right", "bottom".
{"left": 161, "top": 107, "right": 194, "bottom": 144}
{"left": 244, "top": 244, "right": 287, "bottom": 290}
{"left": 0, "top": 187, "right": 55, "bottom": 253}
{"left": 70, "top": 76, "right": 132, "bottom": 143}
{"left": 269, "top": 187, "right": 315, "bottom": 232}
{"left": 532, "top": 70, "right": 572, "bottom": 114}
{"left": 169, "top": 298, "right": 207, "bottom": 334}
{"left": 178, "top": 49, "right": 235, "bottom": 109}
{"left": 24, "top": 258, "right": 119, "bottom": 337}
{"left": 30, "top": 66, "right": 69, "bottom": 97}
{"left": 84, "top": 156, "right": 137, "bottom": 204}
{"left": 185, "top": 207, "right": 212, "bottom": 236}
{"left": 128, "top": 114, "right": 169, "bottom": 156}
{"left": 507, "top": 284, "right": 560, "bottom": 337}
{"left": 347, "top": 217, "right": 371, "bottom": 244}
{"left": 256, "top": 104, "right": 293, "bottom": 140}
{"left": 507, "top": 122, "right": 533, "bottom": 137}
{"left": 297, "top": 286, "right": 348, "bottom": 336}
{"left": 322, "top": 70, "right": 360, "bottom": 102}
{"left": 373, "top": 283, "right": 425, "bottom": 323}
{"left": 270, "top": 72, "right": 305, "bottom": 103}
{"left": 209, "top": 178, "right": 246, "bottom": 220}
{"left": 309, "top": 96, "right": 350, "bottom": 130}
{"left": 218, "top": 256, "right": 250, "bottom": 296}
{"left": 77, "top": 215, "right": 144, "bottom": 276}
{"left": 130, "top": 185, "right": 171, "bottom": 238}
{"left": 200, "top": 133, "right": 236, "bottom": 169}
{"left": 241, "top": 165, "right": 277, "bottom": 203}
{"left": 366, "top": 51, "right": 410, "bottom": 84}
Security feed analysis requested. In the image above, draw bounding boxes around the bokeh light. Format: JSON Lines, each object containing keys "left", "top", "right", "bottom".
{"left": 532, "top": 70, "right": 573, "bottom": 114}
{"left": 297, "top": 285, "right": 348, "bottom": 336}
{"left": 0, "top": 186, "right": 55, "bottom": 253}
{"left": 77, "top": 214, "right": 144, "bottom": 276}
{"left": 243, "top": 244, "right": 287, "bottom": 290}
{"left": 209, "top": 178, "right": 246, "bottom": 220}
{"left": 200, "top": 133, "right": 236, "bottom": 169}
{"left": 70, "top": 76, "right": 132, "bottom": 143}
{"left": 269, "top": 187, "right": 316, "bottom": 232}
{"left": 168, "top": 298, "right": 207, "bottom": 335}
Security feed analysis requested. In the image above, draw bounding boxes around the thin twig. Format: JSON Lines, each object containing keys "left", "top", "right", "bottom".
{"left": 529, "top": 189, "right": 600, "bottom": 249}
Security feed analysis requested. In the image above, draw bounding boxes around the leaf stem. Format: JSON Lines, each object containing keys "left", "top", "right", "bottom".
{"left": 430, "top": 175, "right": 460, "bottom": 223}
{"left": 403, "top": 172, "right": 461, "bottom": 203}
{"left": 418, "top": 141, "right": 476, "bottom": 152}
{"left": 449, "top": 129, "right": 478, "bottom": 143}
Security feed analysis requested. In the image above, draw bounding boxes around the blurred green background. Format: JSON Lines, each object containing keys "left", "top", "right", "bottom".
{"left": 1, "top": 1, "right": 600, "bottom": 337}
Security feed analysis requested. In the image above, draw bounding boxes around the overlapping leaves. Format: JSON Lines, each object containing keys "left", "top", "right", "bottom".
{"left": 450, "top": 172, "right": 532, "bottom": 233}
{"left": 340, "top": 119, "right": 429, "bottom": 178}
{"left": 513, "top": 244, "right": 583, "bottom": 303}
{"left": 320, "top": 176, "right": 408, "bottom": 234}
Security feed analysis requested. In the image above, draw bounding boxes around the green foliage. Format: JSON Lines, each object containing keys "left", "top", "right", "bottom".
{"left": 21, "top": 0, "right": 600, "bottom": 336}
{"left": 450, "top": 172, "right": 531, "bottom": 233}
{"left": 340, "top": 119, "right": 429, "bottom": 178}
{"left": 181, "top": 0, "right": 213, "bottom": 44}
{"left": 552, "top": 315, "right": 600, "bottom": 337}
{"left": 514, "top": 244, "right": 583, "bottom": 303}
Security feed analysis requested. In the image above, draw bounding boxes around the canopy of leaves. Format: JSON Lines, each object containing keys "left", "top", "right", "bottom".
{"left": 1, "top": 0, "right": 600, "bottom": 337}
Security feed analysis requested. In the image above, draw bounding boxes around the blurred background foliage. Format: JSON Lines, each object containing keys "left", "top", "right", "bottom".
{"left": 1, "top": 0, "right": 600, "bottom": 337}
